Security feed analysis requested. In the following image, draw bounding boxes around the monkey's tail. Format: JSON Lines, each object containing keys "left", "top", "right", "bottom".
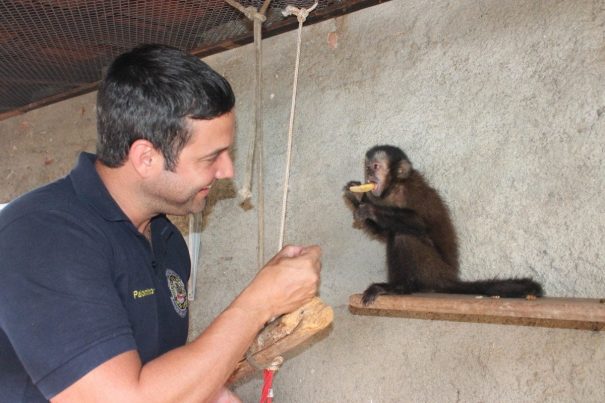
{"left": 442, "top": 278, "right": 543, "bottom": 298}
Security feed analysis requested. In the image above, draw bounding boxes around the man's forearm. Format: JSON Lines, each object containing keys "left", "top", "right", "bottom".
{"left": 52, "top": 303, "right": 267, "bottom": 403}
{"left": 137, "top": 304, "right": 268, "bottom": 402}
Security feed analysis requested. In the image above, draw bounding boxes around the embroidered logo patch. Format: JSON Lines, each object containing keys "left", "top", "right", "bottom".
{"left": 165, "top": 269, "right": 188, "bottom": 318}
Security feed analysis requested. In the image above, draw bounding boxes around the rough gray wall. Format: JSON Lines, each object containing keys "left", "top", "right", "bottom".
{"left": 197, "top": 1, "right": 605, "bottom": 401}
{"left": 0, "top": 0, "right": 603, "bottom": 402}
{"left": 0, "top": 93, "right": 97, "bottom": 201}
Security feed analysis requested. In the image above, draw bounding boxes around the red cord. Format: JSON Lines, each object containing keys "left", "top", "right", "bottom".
{"left": 259, "top": 368, "right": 276, "bottom": 403}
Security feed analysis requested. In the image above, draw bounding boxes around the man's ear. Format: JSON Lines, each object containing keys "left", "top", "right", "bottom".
{"left": 128, "top": 139, "right": 162, "bottom": 178}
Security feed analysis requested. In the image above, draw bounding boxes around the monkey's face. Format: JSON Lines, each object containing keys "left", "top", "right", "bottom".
{"left": 364, "top": 151, "right": 391, "bottom": 197}
{"left": 364, "top": 147, "right": 413, "bottom": 203}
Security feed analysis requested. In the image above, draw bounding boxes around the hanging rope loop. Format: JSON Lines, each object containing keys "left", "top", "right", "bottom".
{"left": 225, "top": 0, "right": 270, "bottom": 267}
{"left": 277, "top": 1, "right": 317, "bottom": 250}
{"left": 227, "top": 2, "right": 316, "bottom": 402}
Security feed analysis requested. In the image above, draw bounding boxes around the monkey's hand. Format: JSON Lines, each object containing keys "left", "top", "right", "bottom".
{"left": 356, "top": 204, "right": 428, "bottom": 237}
{"left": 352, "top": 203, "right": 388, "bottom": 238}
{"left": 354, "top": 203, "right": 375, "bottom": 222}
{"left": 343, "top": 181, "right": 364, "bottom": 207}
{"left": 344, "top": 180, "right": 362, "bottom": 189}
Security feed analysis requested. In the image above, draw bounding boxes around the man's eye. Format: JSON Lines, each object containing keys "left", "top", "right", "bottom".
{"left": 201, "top": 155, "right": 218, "bottom": 163}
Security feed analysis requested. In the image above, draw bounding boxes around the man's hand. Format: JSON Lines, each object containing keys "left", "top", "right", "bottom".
{"left": 232, "top": 245, "right": 322, "bottom": 323}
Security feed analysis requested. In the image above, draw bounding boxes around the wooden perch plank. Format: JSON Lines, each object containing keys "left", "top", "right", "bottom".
{"left": 349, "top": 293, "right": 605, "bottom": 331}
{"left": 228, "top": 297, "right": 334, "bottom": 384}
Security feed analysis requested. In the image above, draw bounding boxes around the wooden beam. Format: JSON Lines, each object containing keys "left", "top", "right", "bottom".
{"left": 228, "top": 297, "right": 333, "bottom": 384}
{"left": 0, "top": 76, "right": 88, "bottom": 86}
{"left": 349, "top": 293, "right": 605, "bottom": 331}
{"left": 0, "top": 82, "right": 99, "bottom": 121}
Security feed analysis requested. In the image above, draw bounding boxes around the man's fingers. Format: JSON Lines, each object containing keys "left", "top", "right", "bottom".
{"left": 300, "top": 245, "right": 321, "bottom": 260}
{"left": 274, "top": 244, "right": 304, "bottom": 259}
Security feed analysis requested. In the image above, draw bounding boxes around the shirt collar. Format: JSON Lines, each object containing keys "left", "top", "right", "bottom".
{"left": 69, "top": 152, "right": 130, "bottom": 222}
{"left": 69, "top": 152, "right": 176, "bottom": 243}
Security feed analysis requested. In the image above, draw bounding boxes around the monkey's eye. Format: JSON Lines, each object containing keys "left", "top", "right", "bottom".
{"left": 373, "top": 163, "right": 380, "bottom": 170}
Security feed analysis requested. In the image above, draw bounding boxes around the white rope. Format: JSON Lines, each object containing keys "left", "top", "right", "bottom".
{"left": 235, "top": 1, "right": 317, "bottom": 383}
{"left": 277, "top": 2, "right": 318, "bottom": 250}
{"left": 228, "top": 0, "right": 317, "bottom": 252}
{"left": 226, "top": 0, "right": 270, "bottom": 268}
{"left": 253, "top": 12, "right": 266, "bottom": 268}
{"left": 227, "top": 0, "right": 266, "bottom": 210}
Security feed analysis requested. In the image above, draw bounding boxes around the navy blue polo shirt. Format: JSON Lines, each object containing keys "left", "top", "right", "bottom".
{"left": 0, "top": 152, "right": 190, "bottom": 402}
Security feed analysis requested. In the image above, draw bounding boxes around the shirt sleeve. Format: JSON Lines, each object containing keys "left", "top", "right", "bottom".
{"left": 0, "top": 210, "right": 137, "bottom": 399}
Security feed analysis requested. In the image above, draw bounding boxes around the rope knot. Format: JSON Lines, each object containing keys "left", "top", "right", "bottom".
{"left": 225, "top": 0, "right": 266, "bottom": 22}
{"left": 267, "top": 356, "right": 284, "bottom": 371}
{"left": 238, "top": 187, "right": 253, "bottom": 204}
{"left": 244, "top": 6, "right": 267, "bottom": 23}
{"left": 282, "top": 2, "right": 318, "bottom": 23}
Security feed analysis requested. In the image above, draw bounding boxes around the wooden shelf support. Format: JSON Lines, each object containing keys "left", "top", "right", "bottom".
{"left": 349, "top": 293, "right": 605, "bottom": 331}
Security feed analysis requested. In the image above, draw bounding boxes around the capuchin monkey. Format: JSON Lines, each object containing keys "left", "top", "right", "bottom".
{"left": 344, "top": 145, "right": 543, "bottom": 305}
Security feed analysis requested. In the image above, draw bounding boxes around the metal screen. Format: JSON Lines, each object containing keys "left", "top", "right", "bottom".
{"left": 0, "top": 0, "right": 375, "bottom": 118}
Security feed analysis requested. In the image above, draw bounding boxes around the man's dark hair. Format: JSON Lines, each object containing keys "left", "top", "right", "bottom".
{"left": 96, "top": 44, "right": 235, "bottom": 170}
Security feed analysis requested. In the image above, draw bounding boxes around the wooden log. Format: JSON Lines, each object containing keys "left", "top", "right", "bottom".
{"left": 228, "top": 297, "right": 333, "bottom": 384}
{"left": 349, "top": 293, "right": 605, "bottom": 331}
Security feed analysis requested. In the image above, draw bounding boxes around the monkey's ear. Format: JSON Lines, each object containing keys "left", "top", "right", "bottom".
{"left": 396, "top": 159, "right": 412, "bottom": 179}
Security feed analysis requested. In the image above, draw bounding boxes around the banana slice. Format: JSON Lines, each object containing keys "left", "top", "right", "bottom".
{"left": 349, "top": 183, "right": 376, "bottom": 193}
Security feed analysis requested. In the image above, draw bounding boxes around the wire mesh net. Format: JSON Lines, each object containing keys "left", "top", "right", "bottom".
{"left": 0, "top": 1, "right": 337, "bottom": 114}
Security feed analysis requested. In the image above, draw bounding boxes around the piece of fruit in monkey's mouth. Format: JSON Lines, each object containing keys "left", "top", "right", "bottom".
{"left": 349, "top": 183, "right": 376, "bottom": 193}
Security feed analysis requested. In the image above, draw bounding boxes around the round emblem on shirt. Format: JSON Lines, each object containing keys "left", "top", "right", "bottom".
{"left": 165, "top": 269, "right": 188, "bottom": 318}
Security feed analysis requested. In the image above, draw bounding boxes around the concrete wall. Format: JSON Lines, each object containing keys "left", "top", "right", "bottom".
{"left": 1, "top": 0, "right": 603, "bottom": 401}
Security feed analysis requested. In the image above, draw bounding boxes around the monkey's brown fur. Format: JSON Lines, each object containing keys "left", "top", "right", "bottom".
{"left": 344, "top": 145, "right": 543, "bottom": 305}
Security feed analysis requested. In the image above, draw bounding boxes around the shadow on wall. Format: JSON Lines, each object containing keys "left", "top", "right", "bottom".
{"left": 167, "top": 179, "right": 238, "bottom": 237}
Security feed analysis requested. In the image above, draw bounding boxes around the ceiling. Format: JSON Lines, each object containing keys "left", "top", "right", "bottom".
{"left": 0, "top": 0, "right": 387, "bottom": 121}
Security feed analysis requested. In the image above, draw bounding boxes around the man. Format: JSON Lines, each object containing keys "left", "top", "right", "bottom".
{"left": 0, "top": 44, "right": 322, "bottom": 402}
